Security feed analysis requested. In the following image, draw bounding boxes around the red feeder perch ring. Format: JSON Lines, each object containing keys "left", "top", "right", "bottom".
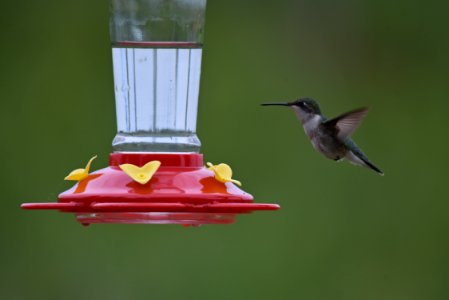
{"left": 21, "top": 153, "right": 280, "bottom": 226}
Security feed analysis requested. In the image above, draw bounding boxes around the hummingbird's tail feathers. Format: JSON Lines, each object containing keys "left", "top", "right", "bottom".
{"left": 345, "top": 149, "right": 384, "bottom": 176}
{"left": 359, "top": 157, "right": 384, "bottom": 176}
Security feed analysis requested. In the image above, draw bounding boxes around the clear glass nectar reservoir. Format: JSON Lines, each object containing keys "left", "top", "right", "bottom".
{"left": 110, "top": 0, "right": 206, "bottom": 43}
{"left": 110, "top": 0, "right": 207, "bottom": 152}
{"left": 112, "top": 42, "right": 202, "bottom": 152}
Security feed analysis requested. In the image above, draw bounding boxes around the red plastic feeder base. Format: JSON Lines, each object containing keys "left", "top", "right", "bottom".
{"left": 21, "top": 153, "right": 280, "bottom": 225}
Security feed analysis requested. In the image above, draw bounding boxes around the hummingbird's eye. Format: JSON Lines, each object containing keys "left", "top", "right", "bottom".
{"left": 299, "top": 102, "right": 310, "bottom": 111}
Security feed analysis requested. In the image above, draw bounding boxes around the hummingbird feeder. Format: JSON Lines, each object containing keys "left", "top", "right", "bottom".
{"left": 21, "top": 0, "right": 279, "bottom": 226}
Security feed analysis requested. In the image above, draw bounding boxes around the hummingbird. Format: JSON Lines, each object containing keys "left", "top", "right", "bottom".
{"left": 262, "top": 98, "right": 384, "bottom": 175}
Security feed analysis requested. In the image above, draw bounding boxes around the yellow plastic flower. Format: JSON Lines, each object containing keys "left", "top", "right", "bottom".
{"left": 207, "top": 162, "right": 242, "bottom": 186}
{"left": 64, "top": 155, "right": 97, "bottom": 181}
{"left": 119, "top": 161, "right": 161, "bottom": 185}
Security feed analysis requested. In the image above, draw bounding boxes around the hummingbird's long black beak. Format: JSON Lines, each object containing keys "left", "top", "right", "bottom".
{"left": 261, "top": 102, "right": 291, "bottom": 107}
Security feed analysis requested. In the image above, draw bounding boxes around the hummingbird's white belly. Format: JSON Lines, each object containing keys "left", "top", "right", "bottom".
{"left": 310, "top": 137, "right": 335, "bottom": 159}
{"left": 304, "top": 119, "right": 346, "bottom": 160}
{"left": 304, "top": 118, "right": 334, "bottom": 158}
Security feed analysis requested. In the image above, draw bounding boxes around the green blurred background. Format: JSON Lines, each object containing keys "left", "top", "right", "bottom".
{"left": 1, "top": 0, "right": 449, "bottom": 299}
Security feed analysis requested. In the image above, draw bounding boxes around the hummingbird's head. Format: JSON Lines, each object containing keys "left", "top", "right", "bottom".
{"left": 261, "top": 97, "right": 322, "bottom": 123}
{"left": 289, "top": 98, "right": 321, "bottom": 114}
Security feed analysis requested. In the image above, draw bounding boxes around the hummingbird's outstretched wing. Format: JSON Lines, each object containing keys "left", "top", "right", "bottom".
{"left": 324, "top": 108, "right": 369, "bottom": 140}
